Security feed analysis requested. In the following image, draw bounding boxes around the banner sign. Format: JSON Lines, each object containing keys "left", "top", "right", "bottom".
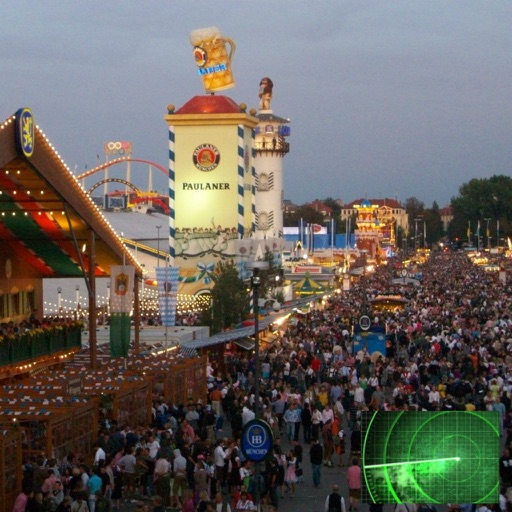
{"left": 110, "top": 265, "right": 135, "bottom": 313}
{"left": 109, "top": 265, "right": 135, "bottom": 358}
{"left": 241, "top": 420, "right": 274, "bottom": 462}
{"left": 156, "top": 266, "right": 180, "bottom": 327}
{"left": 292, "top": 265, "right": 323, "bottom": 274}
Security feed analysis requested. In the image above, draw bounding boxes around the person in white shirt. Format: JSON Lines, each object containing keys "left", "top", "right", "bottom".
{"left": 322, "top": 404, "right": 334, "bottom": 425}
{"left": 147, "top": 435, "right": 161, "bottom": 460}
{"left": 235, "top": 491, "right": 255, "bottom": 511}
{"left": 172, "top": 449, "right": 187, "bottom": 509}
{"left": 242, "top": 406, "right": 255, "bottom": 425}
{"left": 428, "top": 388, "right": 440, "bottom": 404}
{"left": 334, "top": 398, "right": 345, "bottom": 421}
{"left": 214, "top": 439, "right": 229, "bottom": 492}
{"left": 93, "top": 444, "right": 106, "bottom": 465}
{"left": 353, "top": 384, "right": 365, "bottom": 405}
{"left": 312, "top": 406, "right": 323, "bottom": 440}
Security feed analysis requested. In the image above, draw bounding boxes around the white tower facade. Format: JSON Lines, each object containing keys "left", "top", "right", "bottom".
{"left": 254, "top": 78, "right": 290, "bottom": 239}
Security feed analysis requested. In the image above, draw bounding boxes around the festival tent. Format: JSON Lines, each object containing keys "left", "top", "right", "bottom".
{"left": 293, "top": 273, "right": 326, "bottom": 295}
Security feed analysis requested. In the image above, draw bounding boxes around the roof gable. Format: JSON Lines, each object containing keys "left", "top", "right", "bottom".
{"left": 175, "top": 95, "right": 242, "bottom": 115}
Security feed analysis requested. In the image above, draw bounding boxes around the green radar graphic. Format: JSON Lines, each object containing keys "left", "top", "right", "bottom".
{"left": 361, "top": 411, "right": 499, "bottom": 504}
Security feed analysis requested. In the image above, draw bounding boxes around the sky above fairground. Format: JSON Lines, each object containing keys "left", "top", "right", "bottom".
{"left": 1, "top": 1, "right": 510, "bottom": 208}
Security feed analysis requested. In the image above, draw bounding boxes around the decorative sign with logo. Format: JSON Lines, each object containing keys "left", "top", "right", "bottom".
{"left": 241, "top": 419, "right": 274, "bottom": 462}
{"left": 110, "top": 265, "right": 135, "bottom": 313}
{"left": 189, "top": 27, "right": 236, "bottom": 93}
{"left": 15, "top": 108, "right": 35, "bottom": 158}
{"left": 359, "top": 315, "right": 371, "bottom": 331}
{"left": 104, "top": 141, "right": 133, "bottom": 156}
{"left": 193, "top": 143, "right": 220, "bottom": 172}
{"left": 156, "top": 266, "right": 180, "bottom": 327}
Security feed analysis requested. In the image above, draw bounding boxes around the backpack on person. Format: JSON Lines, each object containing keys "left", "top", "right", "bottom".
{"left": 328, "top": 492, "right": 344, "bottom": 512}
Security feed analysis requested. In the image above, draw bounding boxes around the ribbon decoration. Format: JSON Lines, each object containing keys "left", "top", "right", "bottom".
{"left": 178, "top": 261, "right": 216, "bottom": 284}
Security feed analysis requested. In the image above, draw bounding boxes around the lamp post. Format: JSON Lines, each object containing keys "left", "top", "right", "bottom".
{"left": 106, "top": 282, "right": 111, "bottom": 316}
{"left": 246, "top": 260, "right": 270, "bottom": 508}
{"left": 57, "top": 287, "right": 62, "bottom": 316}
{"left": 484, "top": 218, "right": 491, "bottom": 249}
{"left": 414, "top": 218, "right": 421, "bottom": 252}
{"left": 156, "top": 225, "right": 162, "bottom": 268}
{"left": 75, "top": 285, "right": 80, "bottom": 320}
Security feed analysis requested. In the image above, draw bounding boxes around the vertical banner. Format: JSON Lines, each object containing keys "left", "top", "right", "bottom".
{"left": 109, "top": 265, "right": 135, "bottom": 358}
{"left": 156, "top": 266, "right": 180, "bottom": 327}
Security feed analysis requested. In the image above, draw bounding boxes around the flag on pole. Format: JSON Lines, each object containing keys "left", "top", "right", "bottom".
{"left": 109, "top": 265, "right": 135, "bottom": 357}
{"left": 156, "top": 266, "right": 180, "bottom": 327}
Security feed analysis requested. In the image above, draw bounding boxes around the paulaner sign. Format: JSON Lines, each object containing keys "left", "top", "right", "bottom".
{"left": 183, "top": 182, "right": 230, "bottom": 190}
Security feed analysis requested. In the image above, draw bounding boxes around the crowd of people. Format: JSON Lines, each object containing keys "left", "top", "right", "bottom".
{"left": 12, "top": 249, "right": 512, "bottom": 512}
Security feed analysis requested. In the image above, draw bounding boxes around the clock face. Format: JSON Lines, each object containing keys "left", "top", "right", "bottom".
{"left": 5, "top": 259, "right": 12, "bottom": 279}
{"left": 361, "top": 411, "right": 499, "bottom": 504}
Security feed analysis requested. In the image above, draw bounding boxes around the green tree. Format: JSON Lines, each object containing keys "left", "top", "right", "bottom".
{"left": 405, "top": 197, "right": 425, "bottom": 227}
{"left": 208, "top": 260, "right": 249, "bottom": 334}
{"left": 253, "top": 247, "right": 284, "bottom": 305}
{"left": 424, "top": 201, "right": 443, "bottom": 246}
{"left": 283, "top": 204, "right": 325, "bottom": 227}
{"left": 321, "top": 197, "right": 342, "bottom": 218}
{"left": 404, "top": 197, "right": 426, "bottom": 249}
{"left": 449, "top": 175, "right": 512, "bottom": 244}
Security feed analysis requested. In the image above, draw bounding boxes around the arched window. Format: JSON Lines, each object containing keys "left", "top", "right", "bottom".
{"left": 258, "top": 211, "right": 269, "bottom": 231}
{"left": 258, "top": 173, "right": 269, "bottom": 191}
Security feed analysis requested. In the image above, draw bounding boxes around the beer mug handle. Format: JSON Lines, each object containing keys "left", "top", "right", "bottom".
{"left": 223, "top": 37, "right": 236, "bottom": 63}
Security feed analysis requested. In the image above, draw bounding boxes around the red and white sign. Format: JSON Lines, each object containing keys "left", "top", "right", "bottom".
{"left": 104, "top": 141, "right": 132, "bottom": 156}
{"left": 292, "top": 265, "right": 323, "bottom": 274}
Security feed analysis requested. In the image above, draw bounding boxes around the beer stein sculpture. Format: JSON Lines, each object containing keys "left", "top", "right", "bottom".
{"left": 190, "top": 26, "right": 236, "bottom": 93}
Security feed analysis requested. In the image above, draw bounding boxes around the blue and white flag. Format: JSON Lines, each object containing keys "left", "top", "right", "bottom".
{"left": 156, "top": 266, "right": 180, "bottom": 326}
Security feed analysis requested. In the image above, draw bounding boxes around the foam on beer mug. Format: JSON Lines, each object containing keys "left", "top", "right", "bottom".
{"left": 190, "top": 27, "right": 220, "bottom": 46}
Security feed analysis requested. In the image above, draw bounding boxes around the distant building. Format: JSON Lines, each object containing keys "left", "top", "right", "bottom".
{"left": 283, "top": 199, "right": 298, "bottom": 215}
{"left": 341, "top": 198, "right": 409, "bottom": 235}
{"left": 439, "top": 205, "right": 453, "bottom": 232}
{"left": 305, "top": 200, "right": 333, "bottom": 218}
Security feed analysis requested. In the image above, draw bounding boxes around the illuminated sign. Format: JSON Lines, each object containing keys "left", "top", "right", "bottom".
{"left": 104, "top": 141, "right": 132, "bottom": 156}
{"left": 292, "top": 265, "right": 323, "bottom": 274}
{"left": 182, "top": 182, "right": 230, "bottom": 190}
{"left": 193, "top": 143, "right": 220, "bottom": 172}
{"left": 15, "top": 108, "right": 34, "bottom": 158}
